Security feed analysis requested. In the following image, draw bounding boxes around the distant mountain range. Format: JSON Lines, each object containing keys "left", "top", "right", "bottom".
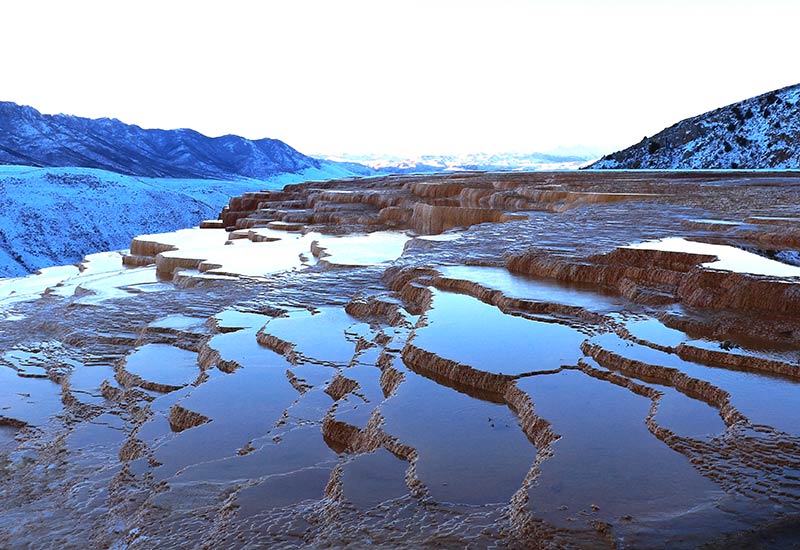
{"left": 0, "top": 102, "right": 341, "bottom": 180}
{"left": 0, "top": 102, "right": 374, "bottom": 276}
{"left": 0, "top": 101, "right": 603, "bottom": 180}
{"left": 589, "top": 83, "right": 800, "bottom": 169}
{"left": 320, "top": 150, "right": 601, "bottom": 173}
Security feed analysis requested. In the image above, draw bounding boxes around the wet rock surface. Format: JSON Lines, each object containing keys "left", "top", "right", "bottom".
{"left": 1, "top": 170, "right": 799, "bottom": 548}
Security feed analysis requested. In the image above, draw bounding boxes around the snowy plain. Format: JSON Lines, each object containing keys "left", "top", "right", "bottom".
{"left": 0, "top": 163, "right": 360, "bottom": 277}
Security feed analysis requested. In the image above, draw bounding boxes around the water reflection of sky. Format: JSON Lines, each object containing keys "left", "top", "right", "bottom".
{"left": 314, "top": 232, "right": 410, "bottom": 266}
{"left": 627, "top": 237, "right": 800, "bottom": 278}
{"left": 160, "top": 228, "right": 410, "bottom": 276}
{"left": 414, "top": 289, "right": 586, "bottom": 375}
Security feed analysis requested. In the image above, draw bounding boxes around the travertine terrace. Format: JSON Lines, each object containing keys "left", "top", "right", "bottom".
{"left": 1, "top": 170, "right": 800, "bottom": 548}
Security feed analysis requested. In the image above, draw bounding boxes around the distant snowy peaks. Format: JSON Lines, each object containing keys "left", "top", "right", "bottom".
{"left": 319, "top": 150, "right": 599, "bottom": 173}
{"left": 589, "top": 83, "right": 800, "bottom": 170}
{"left": 0, "top": 101, "right": 322, "bottom": 179}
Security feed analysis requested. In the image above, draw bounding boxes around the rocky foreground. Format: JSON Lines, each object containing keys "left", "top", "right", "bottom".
{"left": 1, "top": 170, "right": 800, "bottom": 548}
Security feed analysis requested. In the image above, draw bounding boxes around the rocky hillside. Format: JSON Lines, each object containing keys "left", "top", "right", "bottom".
{"left": 0, "top": 102, "right": 324, "bottom": 179}
{"left": 589, "top": 83, "right": 800, "bottom": 169}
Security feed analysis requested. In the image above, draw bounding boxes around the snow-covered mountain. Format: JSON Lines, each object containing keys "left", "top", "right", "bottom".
{"left": 589, "top": 83, "right": 800, "bottom": 169}
{"left": 0, "top": 164, "right": 360, "bottom": 277}
{"left": 0, "top": 102, "right": 341, "bottom": 179}
{"left": 320, "top": 151, "right": 599, "bottom": 173}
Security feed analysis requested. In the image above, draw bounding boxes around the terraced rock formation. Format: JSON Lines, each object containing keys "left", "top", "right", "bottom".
{"left": 0, "top": 170, "right": 799, "bottom": 548}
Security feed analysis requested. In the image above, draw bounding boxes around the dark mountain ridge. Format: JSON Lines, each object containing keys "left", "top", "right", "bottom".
{"left": 588, "top": 83, "right": 800, "bottom": 170}
{"left": 0, "top": 101, "right": 321, "bottom": 179}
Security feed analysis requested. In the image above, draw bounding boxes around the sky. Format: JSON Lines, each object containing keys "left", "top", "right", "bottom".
{"left": 2, "top": 0, "right": 798, "bottom": 157}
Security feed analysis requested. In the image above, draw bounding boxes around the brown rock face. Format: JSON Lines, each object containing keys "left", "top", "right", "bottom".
{"left": 207, "top": 171, "right": 678, "bottom": 237}
{"left": 409, "top": 203, "right": 505, "bottom": 234}
{"left": 677, "top": 268, "right": 800, "bottom": 315}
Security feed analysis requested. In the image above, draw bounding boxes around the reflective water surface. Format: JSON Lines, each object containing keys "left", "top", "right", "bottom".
{"left": 628, "top": 237, "right": 800, "bottom": 277}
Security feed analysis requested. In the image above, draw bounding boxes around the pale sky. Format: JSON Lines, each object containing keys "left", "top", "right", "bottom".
{"left": 2, "top": 0, "right": 798, "bottom": 157}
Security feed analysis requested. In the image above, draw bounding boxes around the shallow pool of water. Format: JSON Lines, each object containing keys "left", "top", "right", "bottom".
{"left": 259, "top": 308, "right": 360, "bottom": 366}
{"left": 382, "top": 369, "right": 536, "bottom": 505}
{"left": 411, "top": 289, "right": 587, "bottom": 375}
{"left": 589, "top": 333, "right": 800, "bottom": 435}
{"left": 518, "top": 370, "right": 723, "bottom": 527}
{"left": 123, "top": 344, "right": 200, "bottom": 391}
{"left": 313, "top": 232, "right": 410, "bottom": 266}
{"left": 440, "top": 265, "right": 627, "bottom": 313}
{"left": 340, "top": 448, "right": 410, "bottom": 508}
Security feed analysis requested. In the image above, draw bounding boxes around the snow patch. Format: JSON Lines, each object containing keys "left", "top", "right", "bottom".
{"left": 0, "top": 164, "right": 363, "bottom": 278}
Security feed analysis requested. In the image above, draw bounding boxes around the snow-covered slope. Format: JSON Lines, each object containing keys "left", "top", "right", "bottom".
{"left": 589, "top": 83, "right": 800, "bottom": 169}
{"left": 0, "top": 102, "right": 336, "bottom": 179}
{"left": 320, "top": 151, "right": 599, "bottom": 173}
{"left": 0, "top": 164, "right": 359, "bottom": 277}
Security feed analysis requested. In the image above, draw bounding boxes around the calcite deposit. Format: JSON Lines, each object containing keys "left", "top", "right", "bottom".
{"left": 1, "top": 170, "right": 799, "bottom": 549}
